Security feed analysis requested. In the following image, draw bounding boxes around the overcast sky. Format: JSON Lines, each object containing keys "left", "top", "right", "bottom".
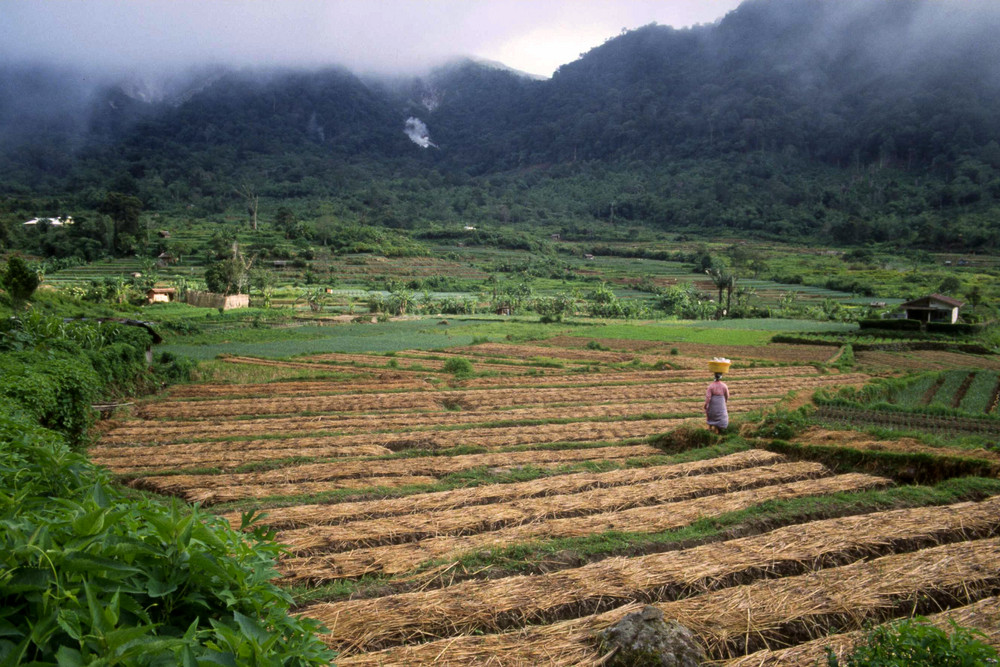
{"left": 1, "top": 0, "right": 744, "bottom": 78}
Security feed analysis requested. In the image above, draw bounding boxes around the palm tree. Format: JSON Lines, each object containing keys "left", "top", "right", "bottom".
{"left": 705, "top": 267, "right": 736, "bottom": 319}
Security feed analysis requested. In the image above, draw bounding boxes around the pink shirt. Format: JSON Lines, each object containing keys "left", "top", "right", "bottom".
{"left": 705, "top": 381, "right": 729, "bottom": 405}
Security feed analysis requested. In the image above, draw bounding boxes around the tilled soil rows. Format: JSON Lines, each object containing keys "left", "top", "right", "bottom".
{"left": 161, "top": 366, "right": 817, "bottom": 401}
{"left": 305, "top": 496, "right": 1000, "bottom": 654}
{"left": 543, "top": 337, "right": 841, "bottom": 364}
{"left": 96, "top": 419, "right": 688, "bottom": 472}
{"left": 218, "top": 450, "right": 786, "bottom": 528}
{"left": 138, "top": 374, "right": 867, "bottom": 419}
{"left": 277, "top": 462, "right": 828, "bottom": 554}
{"left": 131, "top": 444, "right": 662, "bottom": 502}
{"left": 724, "top": 596, "right": 1000, "bottom": 666}
{"left": 280, "top": 473, "right": 890, "bottom": 582}
{"left": 102, "top": 398, "right": 776, "bottom": 445}
{"left": 333, "top": 537, "right": 1000, "bottom": 665}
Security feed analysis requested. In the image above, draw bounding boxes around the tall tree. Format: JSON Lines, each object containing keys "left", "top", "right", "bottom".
{"left": 97, "top": 192, "right": 143, "bottom": 256}
{"left": 236, "top": 182, "right": 259, "bottom": 231}
{"left": 2, "top": 255, "right": 40, "bottom": 311}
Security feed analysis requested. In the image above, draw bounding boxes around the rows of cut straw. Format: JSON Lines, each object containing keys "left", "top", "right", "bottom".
{"left": 132, "top": 444, "right": 661, "bottom": 502}
{"left": 164, "top": 366, "right": 812, "bottom": 401}
{"left": 277, "top": 462, "right": 826, "bottom": 554}
{"left": 219, "top": 450, "right": 785, "bottom": 528}
{"left": 305, "top": 496, "right": 1000, "bottom": 653}
{"left": 94, "top": 419, "right": 689, "bottom": 472}
{"left": 333, "top": 537, "right": 1000, "bottom": 665}
{"left": 91, "top": 443, "right": 396, "bottom": 473}
{"left": 281, "top": 473, "right": 890, "bottom": 582}
{"left": 299, "top": 351, "right": 560, "bottom": 374}
{"left": 541, "top": 338, "right": 840, "bottom": 364}
{"left": 722, "top": 595, "right": 1000, "bottom": 666}
{"left": 102, "top": 398, "right": 776, "bottom": 445}
{"left": 138, "top": 373, "right": 866, "bottom": 419}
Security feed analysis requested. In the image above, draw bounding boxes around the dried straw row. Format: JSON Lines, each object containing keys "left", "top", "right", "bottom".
{"left": 278, "top": 462, "right": 826, "bottom": 554}
{"left": 94, "top": 419, "right": 688, "bottom": 472}
{"left": 300, "top": 352, "right": 552, "bottom": 375}
{"left": 134, "top": 444, "right": 660, "bottom": 499}
{"left": 94, "top": 444, "right": 394, "bottom": 474}
{"left": 139, "top": 374, "right": 867, "bottom": 419}
{"left": 102, "top": 398, "right": 772, "bottom": 445}
{"left": 333, "top": 537, "right": 1000, "bottom": 666}
{"left": 221, "top": 450, "right": 785, "bottom": 528}
{"left": 281, "top": 473, "right": 890, "bottom": 582}
{"left": 304, "top": 496, "right": 1000, "bottom": 654}
{"left": 721, "top": 595, "right": 1000, "bottom": 666}
{"left": 158, "top": 476, "right": 438, "bottom": 502}
{"left": 166, "top": 376, "right": 439, "bottom": 399}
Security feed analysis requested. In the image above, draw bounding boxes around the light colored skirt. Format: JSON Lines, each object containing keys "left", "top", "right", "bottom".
{"left": 706, "top": 394, "right": 729, "bottom": 429}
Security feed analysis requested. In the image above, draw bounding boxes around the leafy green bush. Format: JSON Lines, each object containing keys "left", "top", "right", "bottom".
{"left": 0, "top": 411, "right": 334, "bottom": 665}
{"left": 155, "top": 351, "right": 197, "bottom": 383}
{"left": 0, "top": 317, "right": 155, "bottom": 447}
{"left": 829, "top": 618, "right": 998, "bottom": 666}
{"left": 0, "top": 351, "right": 101, "bottom": 447}
{"left": 443, "top": 357, "right": 474, "bottom": 376}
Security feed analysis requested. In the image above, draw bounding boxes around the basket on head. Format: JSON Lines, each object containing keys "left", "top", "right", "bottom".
{"left": 708, "top": 360, "right": 731, "bottom": 374}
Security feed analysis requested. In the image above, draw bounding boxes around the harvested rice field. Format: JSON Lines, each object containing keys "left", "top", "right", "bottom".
{"left": 91, "top": 335, "right": 1000, "bottom": 663}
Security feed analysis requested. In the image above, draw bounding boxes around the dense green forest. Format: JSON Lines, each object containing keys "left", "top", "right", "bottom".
{"left": 2, "top": 0, "right": 1000, "bottom": 257}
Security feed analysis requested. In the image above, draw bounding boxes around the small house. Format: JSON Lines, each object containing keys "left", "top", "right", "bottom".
{"left": 146, "top": 288, "right": 177, "bottom": 304}
{"left": 23, "top": 216, "right": 73, "bottom": 227}
{"left": 156, "top": 252, "right": 176, "bottom": 268}
{"left": 899, "top": 294, "right": 964, "bottom": 324}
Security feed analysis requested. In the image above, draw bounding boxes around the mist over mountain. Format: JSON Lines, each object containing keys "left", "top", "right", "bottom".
{"left": 3, "top": 0, "right": 1000, "bottom": 250}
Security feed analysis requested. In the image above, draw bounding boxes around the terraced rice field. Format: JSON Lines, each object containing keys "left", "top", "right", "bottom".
{"left": 90, "top": 339, "right": 1000, "bottom": 664}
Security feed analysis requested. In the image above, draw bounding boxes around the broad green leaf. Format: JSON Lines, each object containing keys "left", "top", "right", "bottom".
{"left": 55, "top": 644, "right": 85, "bottom": 667}
{"left": 0, "top": 636, "right": 31, "bottom": 667}
{"left": 232, "top": 611, "right": 271, "bottom": 645}
{"left": 56, "top": 609, "right": 84, "bottom": 641}
{"left": 71, "top": 507, "right": 107, "bottom": 537}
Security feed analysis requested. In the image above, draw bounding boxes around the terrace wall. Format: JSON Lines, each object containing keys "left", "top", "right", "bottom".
{"left": 186, "top": 290, "right": 249, "bottom": 310}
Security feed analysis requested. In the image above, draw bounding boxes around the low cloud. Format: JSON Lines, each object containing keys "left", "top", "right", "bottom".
{"left": 0, "top": 0, "right": 742, "bottom": 78}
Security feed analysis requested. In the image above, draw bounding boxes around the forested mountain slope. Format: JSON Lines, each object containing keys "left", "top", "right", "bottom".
{"left": 2, "top": 0, "right": 1000, "bottom": 250}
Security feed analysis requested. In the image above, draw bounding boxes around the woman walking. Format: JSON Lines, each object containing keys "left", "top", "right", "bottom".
{"left": 705, "top": 368, "right": 730, "bottom": 434}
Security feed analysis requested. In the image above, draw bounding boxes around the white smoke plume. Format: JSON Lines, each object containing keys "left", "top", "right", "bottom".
{"left": 404, "top": 116, "right": 436, "bottom": 148}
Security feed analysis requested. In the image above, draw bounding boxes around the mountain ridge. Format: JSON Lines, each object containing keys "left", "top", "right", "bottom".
{"left": 2, "top": 0, "right": 1000, "bottom": 252}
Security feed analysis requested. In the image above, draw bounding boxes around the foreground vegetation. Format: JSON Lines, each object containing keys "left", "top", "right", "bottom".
{"left": 0, "top": 314, "right": 333, "bottom": 665}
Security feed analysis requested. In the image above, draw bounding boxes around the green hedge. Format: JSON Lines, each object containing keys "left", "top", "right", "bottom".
{"left": 926, "top": 321, "right": 980, "bottom": 335}
{"left": 859, "top": 318, "right": 922, "bottom": 331}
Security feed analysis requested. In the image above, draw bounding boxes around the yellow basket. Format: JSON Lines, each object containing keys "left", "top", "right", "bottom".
{"left": 708, "top": 360, "right": 731, "bottom": 374}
